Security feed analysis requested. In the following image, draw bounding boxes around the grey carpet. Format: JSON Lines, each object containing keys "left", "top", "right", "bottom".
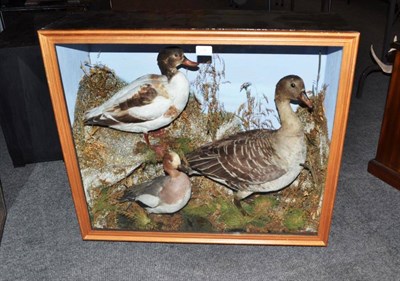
{"left": 0, "top": 0, "right": 399, "bottom": 280}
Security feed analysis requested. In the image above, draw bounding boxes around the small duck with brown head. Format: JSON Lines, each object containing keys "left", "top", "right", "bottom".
{"left": 119, "top": 151, "right": 191, "bottom": 214}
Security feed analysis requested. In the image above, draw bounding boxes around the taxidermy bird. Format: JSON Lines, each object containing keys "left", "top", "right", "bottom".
{"left": 185, "top": 75, "right": 313, "bottom": 201}
{"left": 119, "top": 151, "right": 191, "bottom": 214}
{"left": 83, "top": 47, "right": 198, "bottom": 137}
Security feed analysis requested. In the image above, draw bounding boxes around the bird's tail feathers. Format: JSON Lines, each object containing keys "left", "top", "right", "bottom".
{"left": 118, "top": 190, "right": 137, "bottom": 203}
{"left": 83, "top": 114, "right": 119, "bottom": 126}
{"left": 178, "top": 163, "right": 198, "bottom": 176}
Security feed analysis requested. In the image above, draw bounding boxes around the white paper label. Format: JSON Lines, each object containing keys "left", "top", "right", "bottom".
{"left": 196, "top": 46, "right": 213, "bottom": 56}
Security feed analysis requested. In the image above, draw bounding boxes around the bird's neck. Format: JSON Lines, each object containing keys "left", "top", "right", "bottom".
{"left": 163, "top": 158, "right": 181, "bottom": 178}
{"left": 166, "top": 72, "right": 190, "bottom": 109}
{"left": 276, "top": 100, "right": 303, "bottom": 134}
{"left": 159, "top": 64, "right": 178, "bottom": 80}
{"left": 165, "top": 167, "right": 181, "bottom": 178}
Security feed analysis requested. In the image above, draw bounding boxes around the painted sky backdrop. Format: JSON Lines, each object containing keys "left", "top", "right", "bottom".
{"left": 56, "top": 45, "right": 342, "bottom": 138}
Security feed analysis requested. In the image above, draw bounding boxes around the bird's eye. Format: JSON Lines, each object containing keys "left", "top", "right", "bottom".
{"left": 290, "top": 83, "right": 296, "bottom": 88}
{"left": 174, "top": 53, "right": 179, "bottom": 57}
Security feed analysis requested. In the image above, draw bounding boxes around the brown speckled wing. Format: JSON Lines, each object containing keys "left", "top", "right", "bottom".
{"left": 115, "top": 84, "right": 158, "bottom": 109}
{"left": 107, "top": 84, "right": 160, "bottom": 123}
{"left": 187, "top": 130, "right": 286, "bottom": 190}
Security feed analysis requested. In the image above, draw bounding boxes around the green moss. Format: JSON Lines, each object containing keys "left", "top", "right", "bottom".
{"left": 171, "top": 137, "right": 195, "bottom": 155}
{"left": 91, "top": 186, "right": 116, "bottom": 215}
{"left": 182, "top": 201, "right": 216, "bottom": 218}
{"left": 252, "top": 196, "right": 278, "bottom": 212}
{"left": 250, "top": 216, "right": 271, "bottom": 228}
{"left": 241, "top": 201, "right": 255, "bottom": 214}
{"left": 182, "top": 196, "right": 279, "bottom": 232}
{"left": 117, "top": 210, "right": 155, "bottom": 230}
{"left": 144, "top": 149, "right": 158, "bottom": 165}
{"left": 217, "top": 199, "right": 248, "bottom": 230}
{"left": 182, "top": 198, "right": 251, "bottom": 231}
{"left": 283, "top": 209, "right": 306, "bottom": 231}
{"left": 181, "top": 201, "right": 217, "bottom": 232}
{"left": 134, "top": 142, "right": 158, "bottom": 165}
{"left": 181, "top": 214, "right": 214, "bottom": 232}
{"left": 134, "top": 211, "right": 153, "bottom": 229}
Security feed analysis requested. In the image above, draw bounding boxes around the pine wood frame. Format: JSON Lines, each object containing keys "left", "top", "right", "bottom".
{"left": 38, "top": 29, "right": 359, "bottom": 246}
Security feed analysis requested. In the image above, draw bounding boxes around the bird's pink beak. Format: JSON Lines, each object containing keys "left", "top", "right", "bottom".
{"left": 298, "top": 91, "right": 313, "bottom": 109}
{"left": 181, "top": 56, "right": 199, "bottom": 68}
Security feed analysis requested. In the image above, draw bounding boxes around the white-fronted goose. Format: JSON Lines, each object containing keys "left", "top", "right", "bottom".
{"left": 186, "top": 75, "right": 313, "bottom": 200}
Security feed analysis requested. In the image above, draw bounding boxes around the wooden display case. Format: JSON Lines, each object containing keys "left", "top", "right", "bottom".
{"left": 38, "top": 11, "right": 359, "bottom": 246}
